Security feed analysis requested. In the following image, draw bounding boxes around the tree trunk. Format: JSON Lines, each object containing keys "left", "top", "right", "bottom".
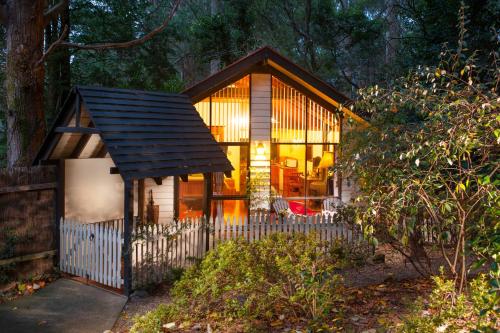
{"left": 385, "top": 0, "right": 400, "bottom": 66}
{"left": 45, "top": 0, "right": 70, "bottom": 124}
{"left": 210, "top": 0, "right": 220, "bottom": 74}
{"left": 5, "top": 0, "right": 46, "bottom": 167}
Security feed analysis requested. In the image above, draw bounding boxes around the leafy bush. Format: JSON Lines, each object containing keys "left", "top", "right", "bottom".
{"left": 339, "top": 18, "right": 499, "bottom": 285}
{"left": 400, "top": 272, "right": 498, "bottom": 332}
{"left": 131, "top": 233, "right": 345, "bottom": 332}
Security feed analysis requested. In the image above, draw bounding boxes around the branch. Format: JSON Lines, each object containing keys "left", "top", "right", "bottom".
{"left": 340, "top": 69, "right": 360, "bottom": 90}
{"left": 58, "top": 0, "right": 182, "bottom": 51}
{"left": 35, "top": 25, "right": 69, "bottom": 68}
{"left": 44, "top": 0, "right": 68, "bottom": 26}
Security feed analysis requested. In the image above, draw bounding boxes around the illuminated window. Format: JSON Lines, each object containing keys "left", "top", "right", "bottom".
{"left": 271, "top": 77, "right": 338, "bottom": 214}
{"left": 189, "top": 77, "right": 250, "bottom": 220}
{"left": 272, "top": 77, "right": 306, "bottom": 143}
{"left": 194, "top": 76, "right": 250, "bottom": 143}
{"left": 178, "top": 174, "right": 204, "bottom": 219}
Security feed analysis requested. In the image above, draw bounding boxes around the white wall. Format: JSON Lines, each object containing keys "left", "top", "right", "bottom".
{"left": 250, "top": 74, "right": 271, "bottom": 210}
{"left": 250, "top": 74, "right": 271, "bottom": 141}
{"left": 64, "top": 158, "right": 124, "bottom": 222}
{"left": 144, "top": 177, "right": 174, "bottom": 224}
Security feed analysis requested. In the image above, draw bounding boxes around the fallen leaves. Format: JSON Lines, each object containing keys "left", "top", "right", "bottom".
{"left": 0, "top": 275, "right": 55, "bottom": 303}
{"left": 342, "top": 278, "right": 434, "bottom": 331}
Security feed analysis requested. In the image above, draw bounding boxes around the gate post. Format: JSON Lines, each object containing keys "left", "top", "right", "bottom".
{"left": 123, "top": 179, "right": 134, "bottom": 296}
{"left": 55, "top": 160, "right": 65, "bottom": 265}
{"left": 203, "top": 173, "right": 212, "bottom": 252}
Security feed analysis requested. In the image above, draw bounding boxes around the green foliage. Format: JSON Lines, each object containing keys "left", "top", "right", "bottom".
{"left": 131, "top": 233, "right": 345, "bottom": 332}
{"left": 130, "top": 304, "right": 173, "bottom": 333}
{"left": 70, "top": 0, "right": 181, "bottom": 91}
{"left": 400, "top": 273, "right": 498, "bottom": 332}
{"left": 340, "top": 16, "right": 499, "bottom": 286}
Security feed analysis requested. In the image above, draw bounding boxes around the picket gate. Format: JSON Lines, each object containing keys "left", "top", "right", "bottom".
{"left": 60, "top": 212, "right": 367, "bottom": 290}
{"left": 59, "top": 218, "right": 123, "bottom": 289}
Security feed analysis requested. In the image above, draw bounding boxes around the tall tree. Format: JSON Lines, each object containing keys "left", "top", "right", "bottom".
{"left": 1, "top": 0, "right": 48, "bottom": 168}
{"left": 0, "top": 0, "right": 181, "bottom": 168}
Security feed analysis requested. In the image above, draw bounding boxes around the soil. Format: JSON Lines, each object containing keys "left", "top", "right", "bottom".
{"left": 113, "top": 283, "right": 172, "bottom": 333}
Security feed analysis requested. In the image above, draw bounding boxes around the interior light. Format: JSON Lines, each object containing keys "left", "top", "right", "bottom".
{"left": 256, "top": 143, "right": 265, "bottom": 155}
{"left": 318, "top": 151, "right": 334, "bottom": 169}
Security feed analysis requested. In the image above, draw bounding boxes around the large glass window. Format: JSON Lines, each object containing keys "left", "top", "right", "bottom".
{"left": 213, "top": 145, "right": 248, "bottom": 196}
{"left": 186, "top": 76, "right": 250, "bottom": 221}
{"left": 272, "top": 77, "right": 306, "bottom": 143}
{"left": 195, "top": 76, "right": 250, "bottom": 143}
{"left": 178, "top": 174, "right": 204, "bottom": 219}
{"left": 211, "top": 199, "right": 248, "bottom": 222}
{"left": 271, "top": 77, "right": 339, "bottom": 215}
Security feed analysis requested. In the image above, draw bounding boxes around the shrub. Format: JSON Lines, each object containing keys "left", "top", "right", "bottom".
{"left": 400, "top": 272, "right": 498, "bottom": 332}
{"left": 131, "top": 233, "right": 345, "bottom": 332}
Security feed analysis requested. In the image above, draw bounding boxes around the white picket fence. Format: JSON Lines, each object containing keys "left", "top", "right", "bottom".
{"left": 132, "top": 221, "right": 207, "bottom": 288}
{"left": 59, "top": 218, "right": 122, "bottom": 289}
{"left": 131, "top": 213, "right": 366, "bottom": 288}
{"left": 60, "top": 213, "right": 366, "bottom": 290}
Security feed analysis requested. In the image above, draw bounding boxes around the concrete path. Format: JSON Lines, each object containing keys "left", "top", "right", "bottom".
{"left": 0, "top": 278, "right": 127, "bottom": 333}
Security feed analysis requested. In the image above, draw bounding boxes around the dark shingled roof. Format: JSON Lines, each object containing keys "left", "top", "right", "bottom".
{"left": 34, "top": 86, "right": 233, "bottom": 180}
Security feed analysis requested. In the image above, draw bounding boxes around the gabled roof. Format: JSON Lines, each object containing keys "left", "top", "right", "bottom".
{"left": 183, "top": 46, "right": 368, "bottom": 124}
{"left": 34, "top": 86, "right": 233, "bottom": 180}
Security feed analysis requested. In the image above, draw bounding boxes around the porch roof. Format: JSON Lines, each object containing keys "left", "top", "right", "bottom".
{"left": 34, "top": 86, "right": 233, "bottom": 180}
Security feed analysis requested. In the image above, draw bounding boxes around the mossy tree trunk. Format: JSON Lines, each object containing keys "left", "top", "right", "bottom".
{"left": 4, "top": 0, "right": 46, "bottom": 168}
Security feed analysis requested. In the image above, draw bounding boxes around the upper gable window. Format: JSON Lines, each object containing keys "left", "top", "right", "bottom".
{"left": 272, "top": 77, "right": 306, "bottom": 143}
{"left": 271, "top": 76, "right": 340, "bottom": 144}
{"left": 194, "top": 76, "right": 250, "bottom": 143}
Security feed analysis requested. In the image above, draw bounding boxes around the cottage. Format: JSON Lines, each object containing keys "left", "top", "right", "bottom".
{"left": 181, "top": 46, "right": 367, "bottom": 220}
{"left": 33, "top": 47, "right": 367, "bottom": 293}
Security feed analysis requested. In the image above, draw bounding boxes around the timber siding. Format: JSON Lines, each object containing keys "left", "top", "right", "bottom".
{"left": 144, "top": 177, "right": 174, "bottom": 223}
{"left": 250, "top": 74, "right": 271, "bottom": 141}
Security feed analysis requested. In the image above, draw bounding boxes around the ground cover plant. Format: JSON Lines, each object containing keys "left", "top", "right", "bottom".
{"left": 131, "top": 233, "right": 346, "bottom": 332}
{"left": 400, "top": 272, "right": 498, "bottom": 332}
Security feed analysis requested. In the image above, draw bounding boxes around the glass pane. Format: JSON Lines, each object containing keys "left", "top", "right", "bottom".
{"left": 178, "top": 173, "right": 204, "bottom": 219}
{"left": 307, "top": 100, "right": 340, "bottom": 143}
{"left": 211, "top": 76, "right": 250, "bottom": 142}
{"left": 270, "top": 144, "right": 306, "bottom": 198}
{"left": 213, "top": 145, "right": 248, "bottom": 196}
{"left": 193, "top": 97, "right": 210, "bottom": 127}
{"left": 272, "top": 77, "right": 306, "bottom": 143}
{"left": 211, "top": 199, "right": 248, "bottom": 221}
{"left": 306, "top": 145, "right": 334, "bottom": 198}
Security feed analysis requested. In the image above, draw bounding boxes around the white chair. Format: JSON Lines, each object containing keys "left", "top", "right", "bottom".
{"left": 272, "top": 197, "right": 291, "bottom": 216}
{"left": 322, "top": 197, "right": 343, "bottom": 217}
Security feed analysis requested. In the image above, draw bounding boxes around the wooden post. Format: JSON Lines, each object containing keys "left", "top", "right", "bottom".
{"left": 123, "top": 179, "right": 134, "bottom": 296}
{"left": 55, "top": 159, "right": 65, "bottom": 265}
{"left": 337, "top": 114, "right": 344, "bottom": 200}
{"left": 138, "top": 179, "right": 145, "bottom": 223}
{"left": 173, "top": 176, "right": 180, "bottom": 219}
{"left": 203, "top": 173, "right": 212, "bottom": 252}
